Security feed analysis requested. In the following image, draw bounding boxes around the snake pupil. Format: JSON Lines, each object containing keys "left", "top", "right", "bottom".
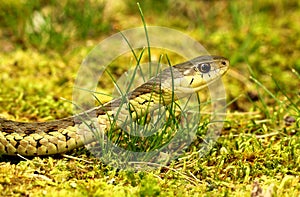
{"left": 198, "top": 63, "right": 211, "bottom": 73}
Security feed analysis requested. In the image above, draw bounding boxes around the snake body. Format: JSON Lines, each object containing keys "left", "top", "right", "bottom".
{"left": 0, "top": 55, "right": 229, "bottom": 156}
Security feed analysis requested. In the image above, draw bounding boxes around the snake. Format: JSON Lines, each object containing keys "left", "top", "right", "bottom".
{"left": 0, "top": 55, "right": 229, "bottom": 156}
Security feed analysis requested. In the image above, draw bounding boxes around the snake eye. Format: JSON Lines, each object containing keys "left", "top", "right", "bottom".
{"left": 198, "top": 63, "right": 211, "bottom": 73}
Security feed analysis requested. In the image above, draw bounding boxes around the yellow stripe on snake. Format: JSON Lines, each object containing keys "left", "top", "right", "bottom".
{"left": 0, "top": 56, "right": 229, "bottom": 156}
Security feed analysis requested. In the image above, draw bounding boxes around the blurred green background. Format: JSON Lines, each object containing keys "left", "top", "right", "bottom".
{"left": 0, "top": 0, "right": 299, "bottom": 196}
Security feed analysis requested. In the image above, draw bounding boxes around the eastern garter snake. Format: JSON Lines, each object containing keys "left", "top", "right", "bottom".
{"left": 0, "top": 55, "right": 229, "bottom": 156}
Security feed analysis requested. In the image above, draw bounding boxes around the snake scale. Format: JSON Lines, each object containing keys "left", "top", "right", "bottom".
{"left": 0, "top": 55, "right": 229, "bottom": 156}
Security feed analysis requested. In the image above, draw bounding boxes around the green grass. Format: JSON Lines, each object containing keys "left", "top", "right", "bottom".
{"left": 0, "top": 0, "right": 300, "bottom": 196}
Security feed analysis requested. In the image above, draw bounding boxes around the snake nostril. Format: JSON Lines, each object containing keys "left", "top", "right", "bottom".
{"left": 221, "top": 61, "right": 227, "bottom": 65}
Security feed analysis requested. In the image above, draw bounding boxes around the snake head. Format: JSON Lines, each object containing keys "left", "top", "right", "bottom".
{"left": 170, "top": 55, "right": 229, "bottom": 94}
{"left": 128, "top": 55, "right": 229, "bottom": 103}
